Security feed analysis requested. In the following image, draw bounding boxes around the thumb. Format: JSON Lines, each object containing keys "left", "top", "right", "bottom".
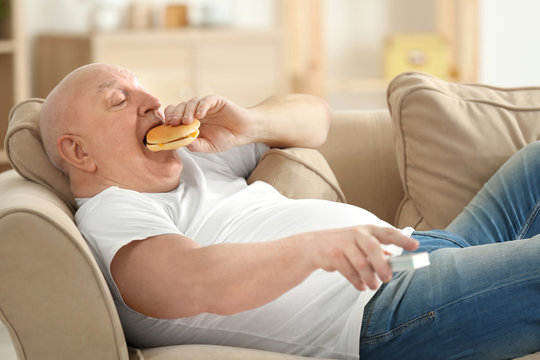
{"left": 186, "top": 138, "right": 215, "bottom": 153}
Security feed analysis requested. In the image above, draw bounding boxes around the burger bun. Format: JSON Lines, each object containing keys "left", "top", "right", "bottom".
{"left": 145, "top": 119, "right": 200, "bottom": 151}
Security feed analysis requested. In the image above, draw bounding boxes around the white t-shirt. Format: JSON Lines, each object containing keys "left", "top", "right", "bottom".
{"left": 76, "top": 143, "right": 411, "bottom": 360}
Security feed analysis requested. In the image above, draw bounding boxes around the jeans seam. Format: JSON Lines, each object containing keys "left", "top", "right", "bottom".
{"left": 517, "top": 199, "right": 540, "bottom": 239}
{"left": 360, "top": 311, "right": 436, "bottom": 345}
{"left": 433, "top": 270, "right": 540, "bottom": 314}
{"left": 362, "top": 283, "right": 387, "bottom": 335}
{"left": 412, "top": 230, "right": 467, "bottom": 248}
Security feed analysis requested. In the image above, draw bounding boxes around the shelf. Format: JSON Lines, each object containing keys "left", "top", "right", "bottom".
{"left": 0, "top": 39, "right": 14, "bottom": 53}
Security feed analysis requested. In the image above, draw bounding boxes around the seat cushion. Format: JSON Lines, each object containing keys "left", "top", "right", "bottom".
{"left": 388, "top": 72, "right": 540, "bottom": 230}
{"left": 137, "top": 344, "right": 332, "bottom": 360}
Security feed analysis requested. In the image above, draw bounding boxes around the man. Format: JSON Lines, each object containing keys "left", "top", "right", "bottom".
{"left": 40, "top": 63, "right": 539, "bottom": 360}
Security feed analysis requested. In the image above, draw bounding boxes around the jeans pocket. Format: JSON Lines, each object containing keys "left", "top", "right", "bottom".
{"left": 360, "top": 310, "right": 436, "bottom": 346}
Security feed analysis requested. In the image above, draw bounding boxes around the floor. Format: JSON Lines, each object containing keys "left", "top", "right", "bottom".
{"left": 0, "top": 322, "right": 17, "bottom": 360}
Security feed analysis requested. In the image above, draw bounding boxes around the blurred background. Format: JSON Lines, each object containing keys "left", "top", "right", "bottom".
{"left": 4, "top": 0, "right": 540, "bottom": 108}
{"left": 1, "top": 0, "right": 540, "bottom": 357}
{"left": 2, "top": 0, "right": 540, "bottom": 155}
{"left": 1, "top": 0, "right": 539, "bottom": 173}
{"left": 0, "top": 1, "right": 539, "bottom": 161}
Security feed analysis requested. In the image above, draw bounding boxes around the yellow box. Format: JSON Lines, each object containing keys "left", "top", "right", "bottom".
{"left": 384, "top": 34, "right": 450, "bottom": 80}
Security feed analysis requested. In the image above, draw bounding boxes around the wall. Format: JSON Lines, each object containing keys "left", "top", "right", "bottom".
{"left": 478, "top": 0, "right": 540, "bottom": 87}
{"left": 23, "top": 0, "right": 540, "bottom": 104}
{"left": 324, "top": 0, "right": 434, "bottom": 80}
{"left": 323, "top": 0, "right": 434, "bottom": 109}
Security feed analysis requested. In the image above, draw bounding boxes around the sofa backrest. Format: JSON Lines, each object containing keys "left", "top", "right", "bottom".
{"left": 320, "top": 110, "right": 404, "bottom": 226}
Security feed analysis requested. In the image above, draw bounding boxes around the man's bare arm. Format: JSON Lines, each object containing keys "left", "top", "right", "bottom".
{"left": 162, "top": 94, "right": 331, "bottom": 153}
{"left": 110, "top": 225, "right": 418, "bottom": 319}
{"left": 247, "top": 94, "right": 332, "bottom": 149}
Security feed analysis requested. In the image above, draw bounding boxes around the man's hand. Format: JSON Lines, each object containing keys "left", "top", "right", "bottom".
{"left": 163, "top": 95, "right": 253, "bottom": 153}
{"left": 304, "top": 225, "right": 419, "bottom": 291}
{"left": 162, "top": 94, "right": 331, "bottom": 152}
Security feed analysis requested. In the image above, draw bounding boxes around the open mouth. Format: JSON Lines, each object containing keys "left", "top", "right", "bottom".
{"left": 142, "top": 112, "right": 165, "bottom": 146}
{"left": 143, "top": 123, "right": 161, "bottom": 146}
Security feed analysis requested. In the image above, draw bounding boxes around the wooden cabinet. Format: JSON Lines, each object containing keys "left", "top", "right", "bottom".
{"left": 0, "top": 0, "right": 28, "bottom": 170}
{"left": 36, "top": 29, "right": 288, "bottom": 108}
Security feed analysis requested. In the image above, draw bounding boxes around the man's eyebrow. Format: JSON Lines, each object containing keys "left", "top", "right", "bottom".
{"left": 96, "top": 79, "right": 118, "bottom": 93}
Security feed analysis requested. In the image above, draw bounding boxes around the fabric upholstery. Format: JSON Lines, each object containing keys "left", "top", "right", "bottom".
{"left": 0, "top": 170, "right": 129, "bottom": 360}
{"left": 247, "top": 147, "right": 346, "bottom": 203}
{"left": 388, "top": 71, "right": 540, "bottom": 230}
{"left": 5, "top": 98, "right": 76, "bottom": 212}
{"left": 319, "top": 110, "right": 403, "bottom": 225}
{"left": 138, "top": 344, "right": 332, "bottom": 360}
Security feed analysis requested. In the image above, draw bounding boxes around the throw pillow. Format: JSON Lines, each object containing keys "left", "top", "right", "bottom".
{"left": 388, "top": 71, "right": 540, "bottom": 230}
{"left": 5, "top": 98, "right": 77, "bottom": 212}
{"left": 247, "top": 147, "right": 346, "bottom": 203}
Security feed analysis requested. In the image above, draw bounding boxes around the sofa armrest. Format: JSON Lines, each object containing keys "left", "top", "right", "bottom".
{"left": 319, "top": 110, "right": 404, "bottom": 226}
{"left": 0, "top": 170, "right": 129, "bottom": 360}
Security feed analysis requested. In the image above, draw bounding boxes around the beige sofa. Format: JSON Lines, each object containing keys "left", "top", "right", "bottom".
{"left": 1, "top": 72, "right": 539, "bottom": 359}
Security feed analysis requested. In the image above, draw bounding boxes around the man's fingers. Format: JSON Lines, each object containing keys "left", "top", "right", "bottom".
{"left": 336, "top": 254, "right": 367, "bottom": 291}
{"left": 370, "top": 226, "right": 419, "bottom": 251}
{"left": 194, "top": 96, "right": 218, "bottom": 120}
{"left": 182, "top": 98, "right": 200, "bottom": 123}
{"left": 354, "top": 233, "right": 392, "bottom": 285}
{"left": 313, "top": 225, "right": 420, "bottom": 291}
{"left": 164, "top": 103, "right": 186, "bottom": 126}
{"left": 163, "top": 98, "right": 200, "bottom": 125}
{"left": 163, "top": 96, "right": 222, "bottom": 126}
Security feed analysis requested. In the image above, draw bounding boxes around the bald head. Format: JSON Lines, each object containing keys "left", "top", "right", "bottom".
{"left": 37, "top": 63, "right": 181, "bottom": 197}
{"left": 40, "top": 63, "right": 130, "bottom": 173}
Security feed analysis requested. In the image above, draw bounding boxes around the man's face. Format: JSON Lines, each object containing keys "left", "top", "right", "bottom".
{"left": 72, "top": 65, "right": 183, "bottom": 193}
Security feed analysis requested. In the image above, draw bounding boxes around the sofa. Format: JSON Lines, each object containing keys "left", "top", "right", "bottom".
{"left": 1, "top": 72, "right": 539, "bottom": 359}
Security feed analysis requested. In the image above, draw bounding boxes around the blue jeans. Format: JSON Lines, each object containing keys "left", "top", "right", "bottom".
{"left": 360, "top": 142, "right": 540, "bottom": 359}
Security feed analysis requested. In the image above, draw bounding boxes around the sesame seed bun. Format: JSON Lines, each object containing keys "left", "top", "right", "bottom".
{"left": 145, "top": 119, "right": 200, "bottom": 152}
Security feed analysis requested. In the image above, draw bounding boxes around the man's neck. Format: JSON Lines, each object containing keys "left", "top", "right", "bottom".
{"left": 70, "top": 173, "right": 116, "bottom": 199}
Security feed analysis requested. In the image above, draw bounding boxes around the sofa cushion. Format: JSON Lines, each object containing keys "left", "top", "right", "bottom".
{"left": 388, "top": 72, "right": 540, "bottom": 230}
{"left": 247, "top": 147, "right": 346, "bottom": 203}
{"left": 5, "top": 99, "right": 345, "bottom": 212}
{"left": 5, "top": 98, "right": 77, "bottom": 212}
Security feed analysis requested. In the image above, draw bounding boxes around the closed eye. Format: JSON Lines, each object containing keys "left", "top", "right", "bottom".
{"left": 110, "top": 89, "right": 129, "bottom": 109}
{"left": 114, "top": 99, "right": 127, "bottom": 107}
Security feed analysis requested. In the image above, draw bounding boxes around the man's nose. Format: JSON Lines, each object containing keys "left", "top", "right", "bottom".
{"left": 137, "top": 90, "right": 162, "bottom": 117}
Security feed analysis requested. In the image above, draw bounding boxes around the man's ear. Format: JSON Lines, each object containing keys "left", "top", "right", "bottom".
{"left": 57, "top": 135, "right": 97, "bottom": 173}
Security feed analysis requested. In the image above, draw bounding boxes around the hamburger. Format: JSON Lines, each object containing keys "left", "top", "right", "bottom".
{"left": 145, "top": 119, "right": 200, "bottom": 151}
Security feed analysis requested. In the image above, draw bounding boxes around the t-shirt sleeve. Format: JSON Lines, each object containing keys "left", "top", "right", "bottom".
{"left": 75, "top": 188, "right": 181, "bottom": 271}
{"left": 188, "top": 142, "right": 270, "bottom": 179}
{"left": 226, "top": 142, "right": 269, "bottom": 178}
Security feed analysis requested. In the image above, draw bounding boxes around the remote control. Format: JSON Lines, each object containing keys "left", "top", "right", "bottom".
{"left": 389, "top": 252, "right": 430, "bottom": 271}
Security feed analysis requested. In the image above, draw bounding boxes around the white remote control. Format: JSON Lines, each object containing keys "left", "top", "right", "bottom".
{"left": 389, "top": 252, "right": 430, "bottom": 271}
